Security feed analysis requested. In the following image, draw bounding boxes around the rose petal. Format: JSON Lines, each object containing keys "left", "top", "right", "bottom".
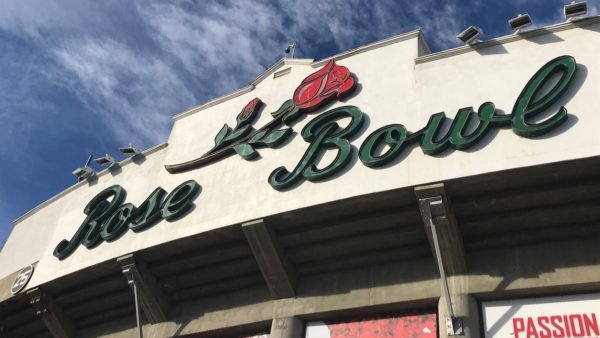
{"left": 323, "top": 65, "right": 349, "bottom": 93}
{"left": 292, "top": 60, "right": 357, "bottom": 112}
{"left": 297, "top": 94, "right": 326, "bottom": 110}
{"left": 243, "top": 98, "right": 260, "bottom": 113}
{"left": 294, "top": 77, "right": 325, "bottom": 106}
{"left": 302, "top": 59, "right": 334, "bottom": 83}
{"left": 293, "top": 61, "right": 336, "bottom": 107}
{"left": 236, "top": 97, "right": 263, "bottom": 126}
{"left": 337, "top": 76, "right": 356, "bottom": 98}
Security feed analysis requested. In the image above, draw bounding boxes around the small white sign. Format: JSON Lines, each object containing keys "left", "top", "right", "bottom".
{"left": 482, "top": 293, "right": 600, "bottom": 338}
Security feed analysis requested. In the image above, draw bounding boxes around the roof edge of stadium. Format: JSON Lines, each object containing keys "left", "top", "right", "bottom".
{"left": 172, "top": 29, "right": 424, "bottom": 121}
{"left": 12, "top": 142, "right": 169, "bottom": 226}
{"left": 416, "top": 15, "right": 600, "bottom": 64}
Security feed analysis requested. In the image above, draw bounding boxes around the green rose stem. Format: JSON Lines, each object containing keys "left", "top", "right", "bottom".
{"left": 165, "top": 104, "right": 297, "bottom": 174}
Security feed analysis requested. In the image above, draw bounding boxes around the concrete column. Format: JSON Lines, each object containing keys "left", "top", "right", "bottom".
{"left": 117, "top": 254, "right": 169, "bottom": 324}
{"left": 27, "top": 288, "right": 75, "bottom": 338}
{"left": 270, "top": 317, "right": 304, "bottom": 338}
{"left": 437, "top": 294, "right": 481, "bottom": 338}
{"left": 242, "top": 219, "right": 296, "bottom": 299}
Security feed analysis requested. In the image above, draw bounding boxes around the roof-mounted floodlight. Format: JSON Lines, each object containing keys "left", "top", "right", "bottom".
{"left": 94, "top": 154, "right": 118, "bottom": 167}
{"left": 72, "top": 167, "right": 96, "bottom": 181}
{"left": 72, "top": 155, "right": 96, "bottom": 182}
{"left": 457, "top": 26, "right": 483, "bottom": 45}
{"left": 284, "top": 42, "right": 296, "bottom": 58}
{"left": 564, "top": 1, "right": 587, "bottom": 20}
{"left": 509, "top": 14, "right": 532, "bottom": 33}
{"left": 119, "top": 144, "right": 141, "bottom": 157}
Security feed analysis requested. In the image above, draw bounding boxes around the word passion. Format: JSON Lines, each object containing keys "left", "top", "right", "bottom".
{"left": 268, "top": 55, "right": 577, "bottom": 190}
{"left": 512, "top": 313, "right": 599, "bottom": 338}
{"left": 53, "top": 180, "right": 200, "bottom": 259}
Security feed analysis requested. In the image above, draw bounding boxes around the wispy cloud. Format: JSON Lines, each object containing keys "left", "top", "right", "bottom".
{"left": 278, "top": 0, "right": 466, "bottom": 54}
{"left": 138, "top": 1, "right": 287, "bottom": 95}
{"left": 410, "top": 1, "right": 463, "bottom": 49}
{"left": 0, "top": 0, "right": 475, "bottom": 151}
{"left": 587, "top": 2, "right": 600, "bottom": 16}
{"left": 0, "top": 0, "right": 122, "bottom": 39}
{"left": 0, "top": 196, "right": 14, "bottom": 252}
{"left": 51, "top": 38, "right": 196, "bottom": 145}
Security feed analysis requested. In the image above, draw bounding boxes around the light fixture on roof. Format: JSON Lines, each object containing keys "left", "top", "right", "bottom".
{"left": 94, "top": 154, "right": 118, "bottom": 168}
{"left": 564, "top": 1, "right": 587, "bottom": 20}
{"left": 284, "top": 42, "right": 297, "bottom": 58}
{"left": 509, "top": 13, "right": 533, "bottom": 34}
{"left": 457, "top": 26, "right": 483, "bottom": 45}
{"left": 119, "top": 144, "right": 141, "bottom": 157}
{"left": 72, "top": 155, "right": 96, "bottom": 182}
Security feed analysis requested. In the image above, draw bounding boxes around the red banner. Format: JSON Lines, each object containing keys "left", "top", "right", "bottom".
{"left": 306, "top": 312, "right": 437, "bottom": 338}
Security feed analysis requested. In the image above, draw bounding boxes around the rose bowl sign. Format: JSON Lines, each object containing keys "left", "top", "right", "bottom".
{"left": 53, "top": 55, "right": 581, "bottom": 259}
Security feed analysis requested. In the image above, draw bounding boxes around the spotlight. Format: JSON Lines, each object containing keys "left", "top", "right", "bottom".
{"left": 72, "top": 167, "right": 96, "bottom": 181}
{"left": 564, "top": 1, "right": 587, "bottom": 20}
{"left": 72, "top": 155, "right": 96, "bottom": 182}
{"left": 94, "top": 154, "right": 118, "bottom": 168}
{"left": 284, "top": 42, "right": 296, "bottom": 58}
{"left": 509, "top": 14, "right": 532, "bottom": 33}
{"left": 457, "top": 26, "right": 483, "bottom": 45}
{"left": 119, "top": 144, "right": 141, "bottom": 157}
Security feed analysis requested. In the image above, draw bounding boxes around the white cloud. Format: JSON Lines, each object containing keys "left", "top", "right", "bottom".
{"left": 277, "top": 0, "right": 377, "bottom": 50}
{"left": 0, "top": 0, "right": 116, "bottom": 39}
{"left": 277, "top": 0, "right": 465, "bottom": 53}
{"left": 0, "top": 198, "right": 14, "bottom": 252}
{"left": 410, "top": 1, "right": 463, "bottom": 49}
{"left": 2, "top": 0, "right": 568, "bottom": 156}
{"left": 0, "top": 0, "right": 473, "bottom": 157}
{"left": 0, "top": 46, "right": 60, "bottom": 161}
{"left": 588, "top": 3, "right": 600, "bottom": 16}
{"left": 51, "top": 38, "right": 197, "bottom": 145}
{"left": 138, "top": 1, "right": 287, "bottom": 94}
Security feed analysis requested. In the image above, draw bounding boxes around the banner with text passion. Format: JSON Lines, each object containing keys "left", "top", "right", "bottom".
{"left": 482, "top": 293, "right": 600, "bottom": 338}
{"left": 305, "top": 312, "right": 437, "bottom": 338}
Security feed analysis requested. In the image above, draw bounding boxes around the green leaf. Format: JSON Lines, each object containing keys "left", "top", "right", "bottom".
{"left": 271, "top": 99, "right": 295, "bottom": 118}
{"left": 282, "top": 105, "right": 301, "bottom": 126}
{"left": 214, "top": 124, "right": 231, "bottom": 146}
{"left": 233, "top": 143, "right": 258, "bottom": 160}
{"left": 224, "top": 124, "right": 252, "bottom": 142}
{"left": 247, "top": 130, "right": 268, "bottom": 144}
{"left": 262, "top": 128, "right": 293, "bottom": 147}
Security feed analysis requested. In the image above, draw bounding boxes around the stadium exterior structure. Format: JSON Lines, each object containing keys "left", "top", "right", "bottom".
{"left": 1, "top": 16, "right": 600, "bottom": 338}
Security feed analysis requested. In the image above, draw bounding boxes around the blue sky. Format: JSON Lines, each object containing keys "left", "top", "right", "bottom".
{"left": 0, "top": 0, "right": 598, "bottom": 249}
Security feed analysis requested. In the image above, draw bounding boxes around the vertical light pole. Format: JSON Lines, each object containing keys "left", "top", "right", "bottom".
{"left": 122, "top": 264, "right": 144, "bottom": 338}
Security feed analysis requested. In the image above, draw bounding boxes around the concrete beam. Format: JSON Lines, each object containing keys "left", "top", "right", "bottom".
{"left": 27, "top": 288, "right": 75, "bottom": 338}
{"left": 242, "top": 219, "right": 296, "bottom": 299}
{"left": 415, "top": 183, "right": 467, "bottom": 275}
{"left": 117, "top": 254, "right": 168, "bottom": 324}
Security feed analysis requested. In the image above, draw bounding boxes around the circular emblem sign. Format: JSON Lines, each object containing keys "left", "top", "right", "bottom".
{"left": 11, "top": 265, "right": 34, "bottom": 295}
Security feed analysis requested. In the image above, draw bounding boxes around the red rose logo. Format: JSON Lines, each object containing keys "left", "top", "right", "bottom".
{"left": 293, "top": 60, "right": 356, "bottom": 112}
